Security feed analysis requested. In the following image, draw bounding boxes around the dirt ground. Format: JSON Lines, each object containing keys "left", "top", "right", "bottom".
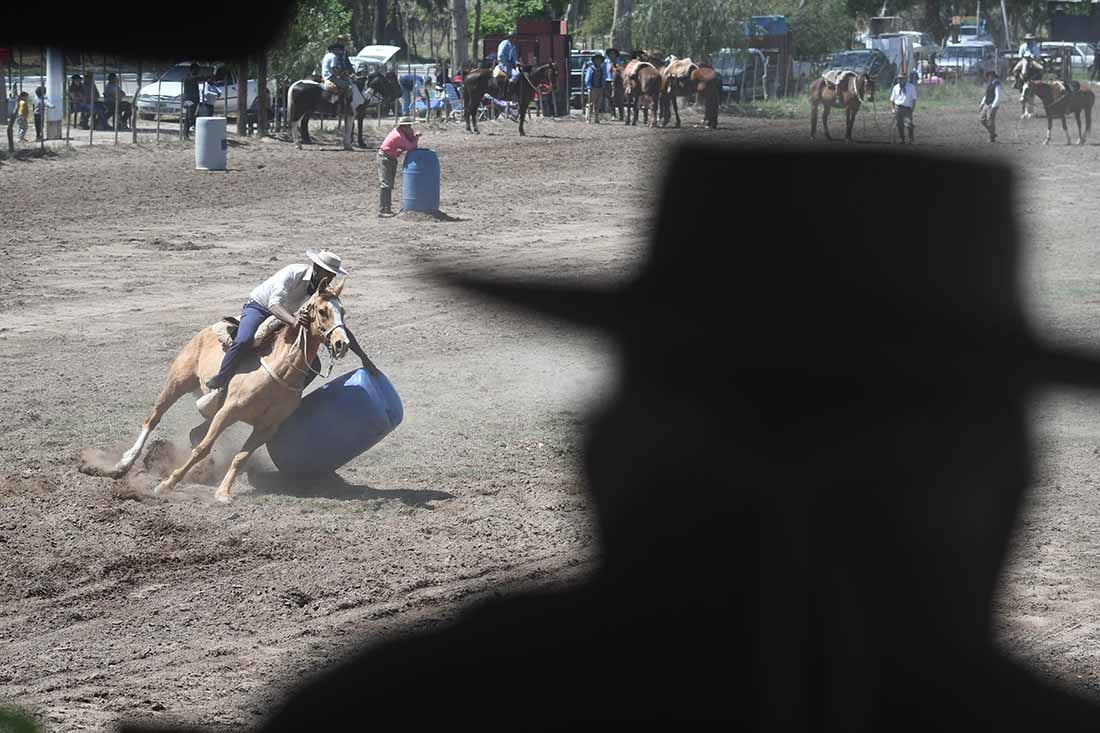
{"left": 3, "top": 100, "right": 1100, "bottom": 730}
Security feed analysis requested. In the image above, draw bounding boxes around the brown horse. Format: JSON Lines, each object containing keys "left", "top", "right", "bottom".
{"left": 1011, "top": 57, "right": 1044, "bottom": 119}
{"left": 460, "top": 67, "right": 505, "bottom": 134}
{"left": 809, "top": 72, "right": 874, "bottom": 142}
{"left": 660, "top": 58, "right": 721, "bottom": 129}
{"left": 81, "top": 281, "right": 352, "bottom": 502}
{"left": 623, "top": 59, "right": 663, "bottom": 127}
{"left": 460, "top": 63, "right": 557, "bottom": 136}
{"left": 660, "top": 57, "right": 698, "bottom": 128}
{"left": 1022, "top": 80, "right": 1094, "bottom": 144}
{"left": 512, "top": 63, "right": 557, "bottom": 136}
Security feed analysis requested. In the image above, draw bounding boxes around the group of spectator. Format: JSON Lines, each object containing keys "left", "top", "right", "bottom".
{"left": 66, "top": 72, "right": 132, "bottom": 131}
{"left": 581, "top": 48, "right": 622, "bottom": 124}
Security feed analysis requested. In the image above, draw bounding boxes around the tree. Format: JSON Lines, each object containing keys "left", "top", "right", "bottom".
{"left": 473, "top": 0, "right": 483, "bottom": 60}
{"left": 269, "top": 0, "right": 354, "bottom": 81}
{"left": 452, "top": 0, "right": 469, "bottom": 68}
{"left": 611, "top": 0, "right": 631, "bottom": 50}
{"left": 633, "top": 0, "right": 742, "bottom": 57}
{"left": 376, "top": 0, "right": 388, "bottom": 43}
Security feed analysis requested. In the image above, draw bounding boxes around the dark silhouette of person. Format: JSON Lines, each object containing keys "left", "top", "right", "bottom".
{"left": 121, "top": 146, "right": 1100, "bottom": 729}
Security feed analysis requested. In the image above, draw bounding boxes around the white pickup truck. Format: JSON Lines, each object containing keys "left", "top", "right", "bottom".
{"left": 135, "top": 62, "right": 275, "bottom": 119}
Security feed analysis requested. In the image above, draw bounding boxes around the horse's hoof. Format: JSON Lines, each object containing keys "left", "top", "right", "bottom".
{"left": 153, "top": 481, "right": 171, "bottom": 495}
{"left": 214, "top": 491, "right": 231, "bottom": 504}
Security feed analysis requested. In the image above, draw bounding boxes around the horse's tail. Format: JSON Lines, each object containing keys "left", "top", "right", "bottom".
{"left": 287, "top": 81, "right": 303, "bottom": 124}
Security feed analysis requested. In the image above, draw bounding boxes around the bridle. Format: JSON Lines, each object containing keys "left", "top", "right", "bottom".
{"left": 259, "top": 300, "right": 348, "bottom": 392}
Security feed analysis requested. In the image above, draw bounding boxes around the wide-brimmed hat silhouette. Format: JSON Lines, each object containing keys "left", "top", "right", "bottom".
{"left": 441, "top": 144, "right": 1100, "bottom": 390}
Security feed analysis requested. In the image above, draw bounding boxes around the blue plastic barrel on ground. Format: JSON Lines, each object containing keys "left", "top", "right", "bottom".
{"left": 267, "top": 367, "right": 403, "bottom": 476}
{"left": 402, "top": 148, "right": 440, "bottom": 212}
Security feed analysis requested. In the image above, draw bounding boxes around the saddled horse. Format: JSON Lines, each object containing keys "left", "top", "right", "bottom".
{"left": 622, "top": 58, "right": 663, "bottom": 127}
{"left": 809, "top": 71, "right": 874, "bottom": 142}
{"left": 287, "top": 71, "right": 400, "bottom": 149}
{"left": 80, "top": 281, "right": 352, "bottom": 503}
{"left": 609, "top": 63, "right": 627, "bottom": 120}
{"left": 660, "top": 57, "right": 699, "bottom": 128}
{"left": 1012, "top": 57, "right": 1045, "bottom": 119}
{"left": 460, "top": 63, "right": 557, "bottom": 136}
{"left": 659, "top": 57, "right": 721, "bottom": 129}
{"left": 1022, "top": 79, "right": 1094, "bottom": 145}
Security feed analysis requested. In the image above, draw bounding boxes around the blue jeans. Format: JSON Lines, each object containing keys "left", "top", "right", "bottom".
{"left": 207, "top": 301, "right": 326, "bottom": 390}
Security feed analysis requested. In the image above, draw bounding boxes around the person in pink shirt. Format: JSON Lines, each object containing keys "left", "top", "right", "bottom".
{"left": 377, "top": 116, "right": 421, "bottom": 217}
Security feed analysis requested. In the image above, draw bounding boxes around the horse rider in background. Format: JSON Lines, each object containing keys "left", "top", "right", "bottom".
{"left": 496, "top": 33, "right": 518, "bottom": 98}
{"left": 979, "top": 69, "right": 1002, "bottom": 143}
{"left": 1019, "top": 33, "right": 1041, "bottom": 60}
{"left": 321, "top": 35, "right": 355, "bottom": 105}
{"left": 890, "top": 73, "right": 917, "bottom": 144}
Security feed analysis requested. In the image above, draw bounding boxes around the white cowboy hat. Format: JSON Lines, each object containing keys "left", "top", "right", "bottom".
{"left": 306, "top": 248, "right": 350, "bottom": 277}
{"left": 395, "top": 116, "right": 416, "bottom": 126}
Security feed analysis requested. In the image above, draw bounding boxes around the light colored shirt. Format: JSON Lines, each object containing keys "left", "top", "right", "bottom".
{"left": 497, "top": 39, "right": 516, "bottom": 67}
{"left": 379, "top": 126, "right": 418, "bottom": 159}
{"left": 321, "top": 51, "right": 338, "bottom": 80}
{"left": 890, "top": 82, "right": 916, "bottom": 108}
{"left": 981, "top": 80, "right": 1002, "bottom": 109}
{"left": 32, "top": 95, "right": 54, "bottom": 113}
{"left": 1019, "top": 42, "right": 1039, "bottom": 58}
{"left": 249, "top": 263, "right": 316, "bottom": 314}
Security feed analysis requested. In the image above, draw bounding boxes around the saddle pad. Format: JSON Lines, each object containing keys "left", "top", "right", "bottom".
{"left": 210, "top": 315, "right": 284, "bottom": 349}
{"left": 821, "top": 69, "right": 853, "bottom": 87}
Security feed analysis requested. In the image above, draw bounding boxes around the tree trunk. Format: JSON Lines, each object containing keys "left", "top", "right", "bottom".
{"left": 375, "top": 0, "right": 388, "bottom": 45}
{"left": 258, "top": 53, "right": 268, "bottom": 137}
{"left": 451, "top": 0, "right": 468, "bottom": 71}
{"left": 238, "top": 58, "right": 248, "bottom": 137}
{"left": 612, "top": 0, "right": 632, "bottom": 51}
{"left": 472, "top": 0, "right": 481, "bottom": 63}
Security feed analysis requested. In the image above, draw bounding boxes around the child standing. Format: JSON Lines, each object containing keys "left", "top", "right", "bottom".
{"left": 15, "top": 91, "right": 30, "bottom": 143}
{"left": 377, "top": 116, "right": 421, "bottom": 217}
{"left": 33, "top": 87, "right": 55, "bottom": 141}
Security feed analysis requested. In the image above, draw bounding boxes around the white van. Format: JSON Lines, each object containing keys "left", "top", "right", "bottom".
{"left": 135, "top": 62, "right": 274, "bottom": 119}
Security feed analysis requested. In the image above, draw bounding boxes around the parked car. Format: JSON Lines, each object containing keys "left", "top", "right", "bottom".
{"left": 937, "top": 42, "right": 1005, "bottom": 80}
{"left": 713, "top": 47, "right": 768, "bottom": 101}
{"left": 822, "top": 48, "right": 896, "bottom": 92}
{"left": 135, "top": 62, "right": 273, "bottom": 119}
{"left": 1040, "top": 41, "right": 1094, "bottom": 71}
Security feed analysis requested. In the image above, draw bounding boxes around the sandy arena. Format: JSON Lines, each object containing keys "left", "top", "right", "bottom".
{"left": 3, "top": 101, "right": 1100, "bottom": 729}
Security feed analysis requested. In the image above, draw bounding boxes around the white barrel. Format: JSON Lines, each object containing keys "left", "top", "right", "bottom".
{"left": 195, "top": 116, "right": 227, "bottom": 171}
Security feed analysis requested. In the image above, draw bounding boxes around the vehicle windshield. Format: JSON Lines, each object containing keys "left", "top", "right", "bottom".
{"left": 828, "top": 51, "right": 873, "bottom": 68}
{"left": 158, "top": 65, "right": 216, "bottom": 82}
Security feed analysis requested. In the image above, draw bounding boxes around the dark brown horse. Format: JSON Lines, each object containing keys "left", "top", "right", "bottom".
{"left": 1022, "top": 80, "right": 1094, "bottom": 145}
{"left": 623, "top": 59, "right": 662, "bottom": 127}
{"left": 809, "top": 72, "right": 874, "bottom": 142}
{"left": 286, "top": 71, "right": 400, "bottom": 149}
{"left": 659, "top": 58, "right": 721, "bottom": 129}
{"left": 461, "top": 63, "right": 557, "bottom": 136}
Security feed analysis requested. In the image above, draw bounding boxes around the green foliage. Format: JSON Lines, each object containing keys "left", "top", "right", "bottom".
{"left": 269, "top": 0, "right": 353, "bottom": 81}
{"left": 0, "top": 705, "right": 40, "bottom": 733}
{"left": 634, "top": 0, "right": 744, "bottom": 57}
{"left": 786, "top": 0, "right": 855, "bottom": 59}
{"left": 579, "top": 0, "right": 614, "bottom": 36}
{"left": 473, "top": 0, "right": 564, "bottom": 37}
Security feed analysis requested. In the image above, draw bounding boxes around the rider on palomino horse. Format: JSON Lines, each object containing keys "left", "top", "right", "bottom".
{"left": 321, "top": 35, "right": 355, "bottom": 105}
{"left": 196, "top": 249, "right": 379, "bottom": 417}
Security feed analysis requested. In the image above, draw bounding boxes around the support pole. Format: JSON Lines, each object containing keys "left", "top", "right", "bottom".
{"left": 155, "top": 61, "right": 161, "bottom": 143}
{"left": 46, "top": 47, "right": 63, "bottom": 141}
{"left": 237, "top": 57, "right": 248, "bottom": 137}
{"left": 39, "top": 45, "right": 45, "bottom": 149}
{"left": 133, "top": 61, "right": 141, "bottom": 144}
{"left": 114, "top": 55, "right": 120, "bottom": 145}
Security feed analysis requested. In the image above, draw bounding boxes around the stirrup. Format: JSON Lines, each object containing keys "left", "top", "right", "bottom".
{"left": 195, "top": 387, "right": 225, "bottom": 419}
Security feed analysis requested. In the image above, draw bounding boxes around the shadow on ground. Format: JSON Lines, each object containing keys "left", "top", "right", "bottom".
{"left": 246, "top": 467, "right": 455, "bottom": 507}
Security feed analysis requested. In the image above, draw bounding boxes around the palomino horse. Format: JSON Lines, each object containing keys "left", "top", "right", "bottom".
{"left": 287, "top": 72, "right": 400, "bottom": 149}
{"left": 1022, "top": 80, "right": 1094, "bottom": 145}
{"left": 623, "top": 59, "right": 663, "bottom": 127}
{"left": 82, "top": 281, "right": 351, "bottom": 502}
{"left": 1012, "top": 57, "right": 1045, "bottom": 119}
{"left": 809, "top": 71, "right": 874, "bottom": 142}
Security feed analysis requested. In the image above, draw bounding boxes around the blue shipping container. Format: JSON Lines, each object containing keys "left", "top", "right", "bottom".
{"left": 267, "top": 367, "right": 404, "bottom": 476}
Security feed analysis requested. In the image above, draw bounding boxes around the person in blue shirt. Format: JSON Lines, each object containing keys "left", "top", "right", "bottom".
{"left": 321, "top": 35, "right": 354, "bottom": 104}
{"left": 583, "top": 53, "right": 606, "bottom": 123}
{"left": 497, "top": 34, "right": 517, "bottom": 79}
{"left": 602, "top": 49, "right": 617, "bottom": 115}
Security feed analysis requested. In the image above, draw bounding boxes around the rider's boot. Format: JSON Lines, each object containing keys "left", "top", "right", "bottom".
{"left": 195, "top": 386, "right": 225, "bottom": 419}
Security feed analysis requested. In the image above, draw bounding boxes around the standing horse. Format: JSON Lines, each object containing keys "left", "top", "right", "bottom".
{"left": 513, "top": 63, "right": 557, "bottom": 136}
{"left": 287, "top": 72, "right": 399, "bottom": 149}
{"left": 623, "top": 59, "right": 662, "bottom": 127}
{"left": 1012, "top": 57, "right": 1044, "bottom": 119}
{"left": 659, "top": 58, "right": 721, "bottom": 129}
{"left": 610, "top": 63, "right": 627, "bottom": 121}
{"left": 1022, "top": 80, "right": 1094, "bottom": 145}
{"left": 460, "top": 63, "right": 557, "bottom": 136}
{"left": 809, "top": 71, "right": 874, "bottom": 142}
{"left": 81, "top": 281, "right": 352, "bottom": 503}
{"left": 459, "top": 67, "right": 503, "bottom": 134}
{"left": 660, "top": 57, "right": 698, "bottom": 128}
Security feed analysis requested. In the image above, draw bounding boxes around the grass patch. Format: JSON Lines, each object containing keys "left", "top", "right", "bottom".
{"left": 0, "top": 704, "right": 41, "bottom": 733}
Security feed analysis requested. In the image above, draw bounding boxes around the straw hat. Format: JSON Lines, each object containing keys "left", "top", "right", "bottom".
{"left": 395, "top": 116, "right": 416, "bottom": 126}
{"left": 306, "top": 249, "right": 350, "bottom": 277}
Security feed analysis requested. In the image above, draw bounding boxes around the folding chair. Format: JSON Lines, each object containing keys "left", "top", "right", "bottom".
{"left": 444, "top": 83, "right": 487, "bottom": 122}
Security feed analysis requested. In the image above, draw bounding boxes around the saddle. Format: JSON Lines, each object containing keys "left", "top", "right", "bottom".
{"left": 821, "top": 69, "right": 852, "bottom": 89}
{"left": 210, "top": 315, "right": 284, "bottom": 350}
{"left": 493, "top": 64, "right": 508, "bottom": 81}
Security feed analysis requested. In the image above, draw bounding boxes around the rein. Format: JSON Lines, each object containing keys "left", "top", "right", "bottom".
{"left": 258, "top": 314, "right": 343, "bottom": 392}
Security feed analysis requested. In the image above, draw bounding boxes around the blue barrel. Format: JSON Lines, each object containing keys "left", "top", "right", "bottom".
{"left": 402, "top": 148, "right": 440, "bottom": 213}
{"left": 267, "top": 367, "right": 403, "bottom": 476}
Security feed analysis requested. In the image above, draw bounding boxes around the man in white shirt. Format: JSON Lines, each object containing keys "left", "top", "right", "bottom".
{"left": 890, "top": 73, "right": 917, "bottom": 143}
{"left": 1018, "top": 34, "right": 1040, "bottom": 59}
{"left": 979, "top": 69, "right": 1002, "bottom": 142}
{"left": 197, "top": 249, "right": 378, "bottom": 417}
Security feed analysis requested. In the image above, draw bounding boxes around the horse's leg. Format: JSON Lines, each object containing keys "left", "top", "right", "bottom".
{"left": 103, "top": 366, "right": 199, "bottom": 479}
{"left": 1062, "top": 114, "right": 1071, "bottom": 145}
{"left": 1045, "top": 116, "right": 1053, "bottom": 144}
{"left": 518, "top": 96, "right": 527, "bottom": 136}
{"left": 673, "top": 94, "right": 681, "bottom": 128}
{"left": 154, "top": 404, "right": 236, "bottom": 494}
{"left": 357, "top": 112, "right": 366, "bottom": 148}
{"left": 847, "top": 106, "right": 857, "bottom": 142}
{"left": 342, "top": 102, "right": 353, "bottom": 150}
{"left": 810, "top": 99, "right": 818, "bottom": 139}
{"left": 213, "top": 426, "right": 273, "bottom": 504}
{"left": 822, "top": 103, "right": 833, "bottom": 141}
